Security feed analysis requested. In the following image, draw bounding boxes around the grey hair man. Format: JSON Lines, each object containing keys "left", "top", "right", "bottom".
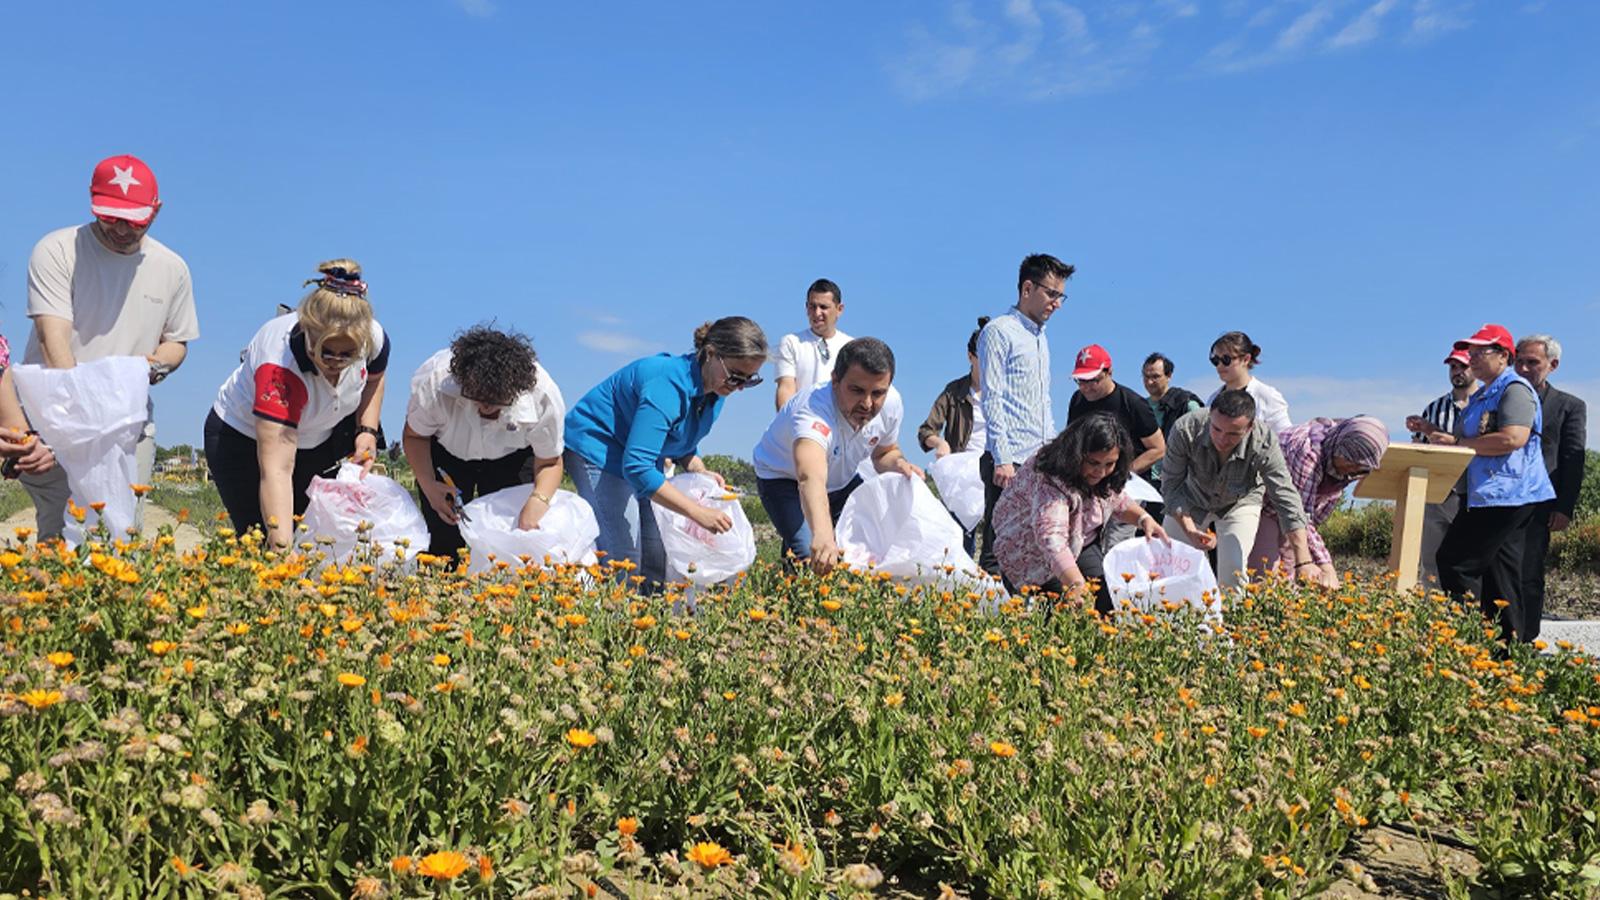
{"left": 1510, "top": 333, "right": 1586, "bottom": 638}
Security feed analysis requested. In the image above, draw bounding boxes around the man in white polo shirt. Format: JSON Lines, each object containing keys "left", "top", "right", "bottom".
{"left": 20, "top": 154, "right": 200, "bottom": 539}
{"left": 772, "top": 278, "right": 851, "bottom": 410}
{"left": 403, "top": 326, "right": 566, "bottom": 558}
{"left": 753, "top": 337, "right": 923, "bottom": 573}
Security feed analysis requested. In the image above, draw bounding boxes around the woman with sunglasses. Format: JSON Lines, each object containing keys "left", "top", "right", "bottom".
{"left": 1247, "top": 415, "right": 1389, "bottom": 588}
{"left": 563, "top": 316, "right": 768, "bottom": 590}
{"left": 204, "top": 259, "right": 389, "bottom": 548}
{"left": 1207, "top": 331, "right": 1292, "bottom": 434}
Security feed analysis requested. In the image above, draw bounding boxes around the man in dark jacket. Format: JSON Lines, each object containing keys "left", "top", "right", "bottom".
{"left": 1142, "top": 352, "right": 1203, "bottom": 520}
{"left": 1512, "top": 334, "right": 1587, "bottom": 634}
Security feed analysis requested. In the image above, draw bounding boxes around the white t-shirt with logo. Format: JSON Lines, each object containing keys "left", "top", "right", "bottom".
{"left": 24, "top": 225, "right": 200, "bottom": 364}
{"left": 965, "top": 387, "right": 988, "bottom": 454}
{"left": 405, "top": 349, "right": 566, "bottom": 461}
{"left": 752, "top": 382, "right": 903, "bottom": 492}
{"left": 213, "top": 313, "right": 390, "bottom": 448}
{"left": 772, "top": 328, "right": 852, "bottom": 391}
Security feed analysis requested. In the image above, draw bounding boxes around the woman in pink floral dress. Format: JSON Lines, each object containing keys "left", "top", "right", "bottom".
{"left": 992, "top": 414, "right": 1168, "bottom": 613}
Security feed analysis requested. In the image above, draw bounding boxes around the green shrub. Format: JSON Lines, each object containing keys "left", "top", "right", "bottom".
{"left": 1550, "top": 517, "right": 1600, "bottom": 574}
{"left": 701, "top": 454, "right": 757, "bottom": 492}
{"left": 1319, "top": 501, "right": 1393, "bottom": 559}
{"left": 1576, "top": 450, "right": 1600, "bottom": 524}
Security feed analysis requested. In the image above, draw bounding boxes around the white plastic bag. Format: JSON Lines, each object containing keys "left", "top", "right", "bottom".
{"left": 835, "top": 472, "right": 989, "bottom": 586}
{"left": 649, "top": 472, "right": 756, "bottom": 585}
{"left": 12, "top": 357, "right": 151, "bottom": 545}
{"left": 301, "top": 463, "right": 429, "bottom": 562}
{"left": 927, "top": 450, "right": 985, "bottom": 531}
{"left": 1124, "top": 473, "right": 1163, "bottom": 505}
{"left": 1102, "top": 537, "right": 1223, "bottom": 628}
{"left": 458, "top": 486, "right": 599, "bottom": 573}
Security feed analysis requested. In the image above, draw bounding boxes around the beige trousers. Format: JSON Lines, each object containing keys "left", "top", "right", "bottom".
{"left": 1165, "top": 502, "right": 1263, "bottom": 591}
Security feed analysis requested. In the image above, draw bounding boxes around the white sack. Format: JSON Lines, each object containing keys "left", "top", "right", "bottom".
{"left": 458, "top": 485, "right": 599, "bottom": 573}
{"left": 1102, "top": 537, "right": 1223, "bottom": 627}
{"left": 835, "top": 472, "right": 989, "bottom": 586}
{"left": 649, "top": 472, "right": 756, "bottom": 585}
{"left": 927, "top": 450, "right": 985, "bottom": 531}
{"left": 1124, "top": 473, "right": 1163, "bottom": 505}
{"left": 301, "top": 462, "right": 429, "bottom": 562}
{"left": 12, "top": 357, "right": 151, "bottom": 544}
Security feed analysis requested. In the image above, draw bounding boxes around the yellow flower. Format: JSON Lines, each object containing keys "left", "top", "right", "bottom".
{"left": 416, "top": 850, "right": 469, "bottom": 880}
{"left": 673, "top": 629, "right": 692, "bottom": 641}
{"left": 633, "top": 614, "right": 657, "bottom": 629}
{"left": 820, "top": 599, "right": 842, "bottom": 612}
{"left": 564, "top": 613, "right": 589, "bottom": 627}
{"left": 337, "top": 672, "right": 367, "bottom": 687}
{"left": 432, "top": 654, "right": 451, "bottom": 667}
{"left": 148, "top": 640, "right": 176, "bottom": 656}
{"left": 225, "top": 622, "right": 251, "bottom": 636}
{"left": 989, "top": 741, "right": 1018, "bottom": 758}
{"left": 566, "top": 728, "right": 598, "bottom": 748}
{"left": 0, "top": 552, "right": 22, "bottom": 569}
{"left": 686, "top": 841, "right": 733, "bottom": 869}
{"left": 46, "top": 651, "right": 74, "bottom": 668}
{"left": 20, "top": 689, "right": 64, "bottom": 709}
{"left": 883, "top": 692, "right": 905, "bottom": 708}
{"left": 747, "top": 609, "right": 768, "bottom": 621}
{"left": 1247, "top": 726, "right": 1270, "bottom": 739}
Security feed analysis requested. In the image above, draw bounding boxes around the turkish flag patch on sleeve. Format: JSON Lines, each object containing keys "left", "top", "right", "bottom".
{"left": 811, "top": 421, "right": 831, "bottom": 438}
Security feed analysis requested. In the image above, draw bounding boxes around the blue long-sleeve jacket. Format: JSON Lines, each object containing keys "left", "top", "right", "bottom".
{"left": 564, "top": 353, "right": 723, "bottom": 498}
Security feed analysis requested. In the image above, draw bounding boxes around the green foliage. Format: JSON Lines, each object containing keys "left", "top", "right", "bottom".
{"left": 1319, "top": 501, "right": 1393, "bottom": 559}
{"left": 1551, "top": 519, "right": 1600, "bottom": 574}
{"left": 700, "top": 454, "right": 756, "bottom": 492}
{"left": 1577, "top": 449, "right": 1600, "bottom": 525}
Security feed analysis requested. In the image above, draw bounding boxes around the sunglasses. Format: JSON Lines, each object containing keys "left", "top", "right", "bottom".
{"left": 319, "top": 347, "right": 358, "bottom": 364}
{"left": 715, "top": 355, "right": 764, "bottom": 389}
{"left": 1209, "top": 355, "right": 1238, "bottom": 367}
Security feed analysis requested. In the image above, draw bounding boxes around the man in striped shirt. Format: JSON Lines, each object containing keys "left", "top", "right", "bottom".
{"left": 1405, "top": 347, "right": 1477, "bottom": 585}
{"left": 975, "top": 253, "right": 1075, "bottom": 574}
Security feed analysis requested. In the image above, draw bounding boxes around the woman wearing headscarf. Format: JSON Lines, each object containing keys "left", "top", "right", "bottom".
{"left": 1248, "top": 415, "right": 1389, "bottom": 588}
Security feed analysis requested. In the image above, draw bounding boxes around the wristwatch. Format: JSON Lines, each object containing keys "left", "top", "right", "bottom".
{"left": 355, "top": 425, "right": 381, "bottom": 438}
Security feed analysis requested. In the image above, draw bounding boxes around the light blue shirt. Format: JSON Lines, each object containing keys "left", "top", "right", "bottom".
{"left": 976, "top": 306, "right": 1053, "bottom": 466}
{"left": 563, "top": 353, "right": 723, "bottom": 499}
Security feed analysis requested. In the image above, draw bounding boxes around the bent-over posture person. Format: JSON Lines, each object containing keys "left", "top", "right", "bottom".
{"left": 991, "top": 415, "right": 1168, "bottom": 614}
{"left": 404, "top": 326, "right": 566, "bottom": 558}
{"left": 205, "top": 260, "right": 388, "bottom": 549}
{"left": 753, "top": 337, "right": 922, "bottom": 574}
{"left": 563, "top": 317, "right": 767, "bottom": 590}
{"left": 917, "top": 317, "right": 990, "bottom": 555}
{"left": 1248, "top": 416, "right": 1388, "bottom": 588}
{"left": 1161, "top": 389, "right": 1316, "bottom": 590}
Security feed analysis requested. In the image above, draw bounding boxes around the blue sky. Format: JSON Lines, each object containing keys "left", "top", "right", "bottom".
{"left": 2, "top": 0, "right": 1595, "bottom": 458}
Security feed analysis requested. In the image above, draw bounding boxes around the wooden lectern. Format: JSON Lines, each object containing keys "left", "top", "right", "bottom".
{"left": 1352, "top": 444, "right": 1475, "bottom": 590}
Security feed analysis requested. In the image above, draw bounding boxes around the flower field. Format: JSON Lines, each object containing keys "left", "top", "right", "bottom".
{"left": 3, "top": 524, "right": 1600, "bottom": 898}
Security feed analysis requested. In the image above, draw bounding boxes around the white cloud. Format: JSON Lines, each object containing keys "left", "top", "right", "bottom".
{"left": 1410, "top": 0, "right": 1473, "bottom": 39}
{"left": 576, "top": 331, "right": 663, "bottom": 355}
{"left": 455, "top": 0, "right": 495, "bottom": 17}
{"left": 1328, "top": 0, "right": 1400, "bottom": 49}
{"left": 1275, "top": 1, "right": 1337, "bottom": 51}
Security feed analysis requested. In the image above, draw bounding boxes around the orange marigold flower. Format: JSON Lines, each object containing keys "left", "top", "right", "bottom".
{"left": 616, "top": 816, "right": 640, "bottom": 836}
{"left": 686, "top": 841, "right": 733, "bottom": 869}
{"left": 337, "top": 672, "right": 367, "bottom": 687}
{"left": 347, "top": 735, "right": 369, "bottom": 758}
{"left": 20, "top": 689, "right": 64, "bottom": 710}
{"left": 130, "top": 483, "right": 153, "bottom": 496}
{"left": 989, "top": 740, "right": 1018, "bottom": 758}
{"left": 1247, "top": 726, "right": 1269, "bottom": 739}
{"left": 416, "top": 850, "right": 469, "bottom": 880}
{"left": 566, "top": 728, "right": 598, "bottom": 748}
{"left": 148, "top": 640, "right": 176, "bottom": 656}
{"left": 477, "top": 854, "right": 494, "bottom": 882}
{"left": 633, "top": 614, "right": 657, "bottom": 629}
{"left": 820, "top": 599, "right": 842, "bottom": 612}
{"left": 747, "top": 609, "right": 768, "bottom": 621}
{"left": 432, "top": 653, "right": 451, "bottom": 667}
{"left": 390, "top": 856, "right": 414, "bottom": 874}
{"left": 46, "top": 651, "right": 74, "bottom": 668}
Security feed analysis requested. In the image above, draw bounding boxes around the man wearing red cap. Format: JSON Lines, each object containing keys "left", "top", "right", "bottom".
{"left": 18, "top": 154, "right": 200, "bottom": 539}
{"left": 1423, "top": 324, "right": 1555, "bottom": 644}
{"left": 1405, "top": 347, "right": 1478, "bottom": 585}
{"left": 1067, "top": 343, "right": 1165, "bottom": 552}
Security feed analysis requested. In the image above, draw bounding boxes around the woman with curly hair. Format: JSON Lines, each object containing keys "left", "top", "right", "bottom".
{"left": 991, "top": 414, "right": 1168, "bottom": 613}
{"left": 403, "top": 325, "right": 566, "bottom": 557}
{"left": 205, "top": 259, "right": 389, "bottom": 548}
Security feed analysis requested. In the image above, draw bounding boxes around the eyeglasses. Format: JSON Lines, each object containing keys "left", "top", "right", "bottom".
{"left": 1209, "top": 355, "right": 1237, "bottom": 367}
{"left": 1030, "top": 282, "right": 1066, "bottom": 303}
{"left": 319, "top": 347, "right": 358, "bottom": 365}
{"left": 714, "top": 355, "right": 763, "bottom": 389}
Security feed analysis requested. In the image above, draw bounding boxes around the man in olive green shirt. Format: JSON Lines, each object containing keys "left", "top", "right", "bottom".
{"left": 1161, "top": 389, "right": 1317, "bottom": 590}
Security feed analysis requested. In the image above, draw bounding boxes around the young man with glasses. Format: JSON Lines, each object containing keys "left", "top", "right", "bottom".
{"left": 753, "top": 337, "right": 922, "bottom": 573}
{"left": 20, "top": 154, "right": 200, "bottom": 539}
{"left": 773, "top": 278, "right": 851, "bottom": 411}
{"left": 975, "top": 253, "right": 1074, "bottom": 575}
{"left": 403, "top": 326, "right": 567, "bottom": 558}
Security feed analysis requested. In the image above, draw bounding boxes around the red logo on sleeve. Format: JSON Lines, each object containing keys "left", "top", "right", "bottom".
{"left": 811, "top": 421, "right": 831, "bottom": 438}
{"left": 253, "top": 364, "right": 309, "bottom": 425}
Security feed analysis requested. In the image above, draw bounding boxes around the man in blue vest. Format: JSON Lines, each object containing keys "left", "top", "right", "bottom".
{"left": 1425, "top": 324, "right": 1555, "bottom": 644}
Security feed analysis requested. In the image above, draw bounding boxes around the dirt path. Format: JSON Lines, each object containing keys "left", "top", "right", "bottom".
{"left": 0, "top": 502, "right": 205, "bottom": 553}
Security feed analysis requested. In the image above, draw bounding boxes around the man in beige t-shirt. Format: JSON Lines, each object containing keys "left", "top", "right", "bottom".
{"left": 20, "top": 154, "right": 200, "bottom": 538}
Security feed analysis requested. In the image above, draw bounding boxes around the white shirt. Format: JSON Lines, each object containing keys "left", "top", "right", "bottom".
{"left": 752, "top": 382, "right": 903, "bottom": 492}
{"left": 772, "top": 328, "right": 852, "bottom": 391}
{"left": 405, "top": 349, "right": 565, "bottom": 461}
{"left": 1209, "top": 378, "right": 1292, "bottom": 435}
{"left": 213, "top": 313, "right": 389, "bottom": 447}
{"left": 24, "top": 225, "right": 200, "bottom": 365}
{"left": 965, "top": 387, "right": 988, "bottom": 454}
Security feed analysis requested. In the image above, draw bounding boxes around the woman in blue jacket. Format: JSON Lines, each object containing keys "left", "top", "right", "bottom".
{"left": 1422, "top": 324, "right": 1555, "bottom": 643}
{"left": 564, "top": 317, "right": 768, "bottom": 589}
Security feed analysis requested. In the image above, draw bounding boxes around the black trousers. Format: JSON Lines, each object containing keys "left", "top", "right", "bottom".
{"left": 978, "top": 451, "right": 1003, "bottom": 575}
{"left": 204, "top": 409, "right": 354, "bottom": 536}
{"left": 1436, "top": 502, "right": 1539, "bottom": 643}
{"left": 1002, "top": 533, "right": 1112, "bottom": 615}
{"left": 1513, "top": 499, "right": 1556, "bottom": 643}
{"left": 419, "top": 438, "right": 534, "bottom": 557}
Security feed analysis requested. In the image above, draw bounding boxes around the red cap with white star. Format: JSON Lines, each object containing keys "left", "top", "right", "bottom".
{"left": 89, "top": 155, "right": 160, "bottom": 225}
{"left": 1071, "top": 343, "right": 1112, "bottom": 381}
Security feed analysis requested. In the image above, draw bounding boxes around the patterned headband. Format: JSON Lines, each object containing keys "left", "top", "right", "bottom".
{"left": 303, "top": 270, "right": 369, "bottom": 298}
